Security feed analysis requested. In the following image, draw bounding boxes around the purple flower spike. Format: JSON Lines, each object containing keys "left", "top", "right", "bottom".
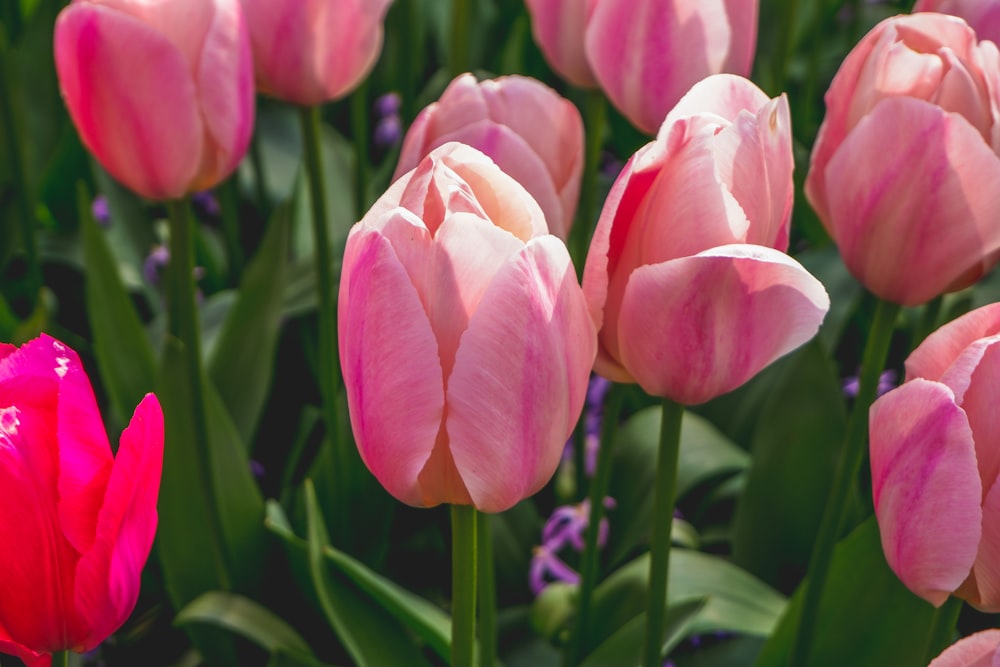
{"left": 529, "top": 544, "right": 580, "bottom": 595}
{"left": 374, "top": 115, "right": 403, "bottom": 148}
{"left": 374, "top": 92, "right": 402, "bottom": 117}
{"left": 192, "top": 190, "right": 220, "bottom": 217}
{"left": 143, "top": 245, "right": 170, "bottom": 286}
{"left": 843, "top": 368, "right": 898, "bottom": 398}
{"left": 91, "top": 195, "right": 111, "bottom": 226}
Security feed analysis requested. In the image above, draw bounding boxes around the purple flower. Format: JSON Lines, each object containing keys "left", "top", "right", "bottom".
{"left": 374, "top": 92, "right": 402, "bottom": 117}
{"left": 91, "top": 195, "right": 111, "bottom": 226}
{"left": 143, "top": 245, "right": 170, "bottom": 286}
{"left": 531, "top": 497, "right": 615, "bottom": 595}
{"left": 374, "top": 115, "right": 403, "bottom": 148}
{"left": 529, "top": 544, "right": 580, "bottom": 595}
{"left": 192, "top": 190, "right": 220, "bottom": 217}
{"left": 842, "top": 368, "right": 897, "bottom": 398}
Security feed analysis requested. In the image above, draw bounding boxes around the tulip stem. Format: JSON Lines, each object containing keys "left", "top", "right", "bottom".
{"left": 52, "top": 651, "right": 69, "bottom": 667}
{"left": 790, "top": 297, "right": 900, "bottom": 666}
{"left": 450, "top": 0, "right": 471, "bottom": 76}
{"left": 477, "top": 511, "right": 496, "bottom": 667}
{"left": 642, "top": 398, "right": 685, "bottom": 667}
{"left": 451, "top": 504, "right": 478, "bottom": 667}
{"left": 771, "top": 0, "right": 799, "bottom": 92}
{"left": 913, "top": 295, "right": 943, "bottom": 350}
{"left": 299, "top": 105, "right": 348, "bottom": 545}
{"left": 564, "top": 383, "right": 624, "bottom": 667}
{"left": 350, "top": 81, "right": 371, "bottom": 216}
{"left": 219, "top": 177, "right": 244, "bottom": 283}
{"left": 571, "top": 89, "right": 607, "bottom": 276}
{"left": 250, "top": 130, "right": 270, "bottom": 215}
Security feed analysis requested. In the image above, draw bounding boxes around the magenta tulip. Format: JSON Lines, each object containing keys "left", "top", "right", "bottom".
{"left": 870, "top": 302, "right": 1000, "bottom": 611}
{"left": 523, "top": 0, "right": 598, "bottom": 88}
{"left": 585, "top": 0, "right": 759, "bottom": 134}
{"left": 54, "top": 0, "right": 255, "bottom": 200}
{"left": 240, "top": 0, "right": 392, "bottom": 105}
{"left": 394, "top": 73, "right": 584, "bottom": 240}
{"left": 929, "top": 630, "right": 1000, "bottom": 667}
{"left": 582, "top": 74, "right": 828, "bottom": 405}
{"left": 913, "top": 0, "right": 1000, "bottom": 46}
{"left": 339, "top": 142, "right": 596, "bottom": 512}
{"left": 0, "top": 335, "right": 163, "bottom": 667}
{"left": 806, "top": 13, "right": 1000, "bottom": 306}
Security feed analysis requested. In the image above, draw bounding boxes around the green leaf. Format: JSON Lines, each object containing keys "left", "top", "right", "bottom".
{"left": 301, "top": 483, "right": 436, "bottom": 667}
{"left": 580, "top": 597, "right": 707, "bottom": 667}
{"left": 731, "top": 341, "right": 846, "bottom": 591}
{"left": 79, "top": 182, "right": 156, "bottom": 427}
{"left": 754, "top": 517, "right": 944, "bottom": 667}
{"left": 796, "top": 244, "right": 862, "bottom": 350}
{"left": 208, "top": 206, "right": 290, "bottom": 445}
{"left": 175, "top": 592, "right": 316, "bottom": 660}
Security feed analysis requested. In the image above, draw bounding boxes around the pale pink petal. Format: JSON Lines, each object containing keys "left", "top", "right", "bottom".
{"left": 968, "top": 477, "right": 1000, "bottom": 612}
{"left": 313, "top": 0, "right": 391, "bottom": 102}
{"left": 721, "top": 0, "right": 758, "bottom": 76}
{"left": 54, "top": 4, "right": 202, "bottom": 199}
{"left": 822, "top": 96, "right": 1000, "bottom": 305}
{"left": 906, "top": 302, "right": 1000, "bottom": 382}
{"left": 446, "top": 237, "right": 595, "bottom": 512}
{"left": 869, "top": 379, "right": 982, "bottom": 606}
{"left": 524, "top": 0, "right": 597, "bottom": 88}
{"left": 662, "top": 73, "right": 770, "bottom": 128}
{"left": 929, "top": 629, "right": 1000, "bottom": 667}
{"left": 616, "top": 245, "right": 829, "bottom": 404}
{"left": 338, "top": 227, "right": 445, "bottom": 507}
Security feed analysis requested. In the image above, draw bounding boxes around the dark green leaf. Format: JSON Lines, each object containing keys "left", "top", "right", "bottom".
{"left": 580, "top": 598, "right": 707, "bottom": 667}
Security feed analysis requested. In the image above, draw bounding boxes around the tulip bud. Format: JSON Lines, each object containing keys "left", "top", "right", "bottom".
{"left": 54, "top": 0, "right": 255, "bottom": 200}
{"left": 928, "top": 629, "right": 1000, "bottom": 666}
{"left": 523, "top": 0, "right": 598, "bottom": 88}
{"left": 913, "top": 0, "right": 1000, "bottom": 46}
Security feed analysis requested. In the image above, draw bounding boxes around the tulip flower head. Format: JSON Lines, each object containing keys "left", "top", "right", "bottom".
{"left": 582, "top": 74, "right": 829, "bottom": 405}
{"left": 929, "top": 629, "right": 1000, "bottom": 667}
{"left": 806, "top": 13, "right": 1000, "bottom": 305}
{"left": 0, "top": 335, "right": 163, "bottom": 667}
{"left": 871, "top": 302, "right": 1000, "bottom": 612}
{"left": 913, "top": 0, "right": 1000, "bottom": 46}
{"left": 54, "top": 0, "right": 255, "bottom": 200}
{"left": 339, "top": 142, "right": 596, "bottom": 513}
{"left": 395, "top": 73, "right": 584, "bottom": 241}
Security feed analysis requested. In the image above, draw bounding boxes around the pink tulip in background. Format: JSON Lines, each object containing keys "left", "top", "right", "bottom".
{"left": 54, "top": 0, "right": 255, "bottom": 200}
{"left": 914, "top": 0, "right": 1000, "bottom": 45}
{"left": 0, "top": 335, "right": 163, "bottom": 667}
{"left": 806, "top": 13, "right": 1000, "bottom": 306}
{"left": 394, "top": 73, "right": 584, "bottom": 240}
{"left": 870, "top": 302, "right": 1000, "bottom": 612}
{"left": 582, "top": 74, "right": 828, "bottom": 405}
{"left": 339, "top": 142, "right": 596, "bottom": 513}
{"left": 929, "top": 629, "right": 1000, "bottom": 667}
{"left": 582, "top": 0, "right": 759, "bottom": 134}
{"left": 241, "top": 0, "right": 392, "bottom": 105}
{"left": 523, "top": 0, "right": 597, "bottom": 88}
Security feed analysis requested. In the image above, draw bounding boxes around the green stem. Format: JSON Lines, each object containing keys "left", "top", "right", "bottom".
{"left": 52, "top": 651, "right": 69, "bottom": 667}
{"left": 564, "top": 384, "right": 624, "bottom": 667}
{"left": 922, "top": 597, "right": 962, "bottom": 664}
{"left": 299, "top": 105, "right": 348, "bottom": 545}
{"left": 450, "top": 0, "right": 471, "bottom": 76}
{"left": 771, "top": 0, "right": 799, "bottom": 92}
{"left": 350, "top": 81, "right": 370, "bottom": 216}
{"left": 790, "top": 297, "right": 900, "bottom": 666}
{"left": 218, "top": 177, "right": 244, "bottom": 283}
{"left": 570, "top": 90, "right": 607, "bottom": 277}
{"left": 250, "top": 129, "right": 270, "bottom": 214}
{"left": 477, "top": 511, "right": 496, "bottom": 667}
{"left": 642, "top": 398, "right": 685, "bottom": 667}
{"left": 451, "top": 504, "right": 478, "bottom": 667}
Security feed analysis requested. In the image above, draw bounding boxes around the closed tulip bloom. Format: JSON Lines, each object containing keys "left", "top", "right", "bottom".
{"left": 54, "top": 0, "right": 254, "bottom": 200}
{"left": 523, "top": 0, "right": 598, "bottom": 88}
{"left": 871, "top": 302, "right": 1000, "bottom": 611}
{"left": 394, "top": 73, "right": 584, "bottom": 240}
{"left": 585, "top": 0, "right": 759, "bottom": 134}
{"left": 913, "top": 0, "right": 1000, "bottom": 46}
{"left": 582, "top": 74, "right": 828, "bottom": 405}
{"left": 806, "top": 13, "right": 1000, "bottom": 306}
{"left": 0, "top": 335, "right": 163, "bottom": 667}
{"left": 240, "top": 0, "right": 392, "bottom": 105}
{"left": 929, "top": 629, "right": 1000, "bottom": 667}
{"left": 339, "top": 142, "right": 596, "bottom": 512}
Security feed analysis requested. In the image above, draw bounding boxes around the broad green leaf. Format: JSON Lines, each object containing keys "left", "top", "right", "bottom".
{"left": 796, "top": 243, "right": 862, "bottom": 349}
{"left": 754, "top": 517, "right": 945, "bottom": 667}
{"left": 580, "top": 597, "right": 707, "bottom": 667}
{"left": 79, "top": 182, "right": 156, "bottom": 428}
{"left": 208, "top": 207, "right": 290, "bottom": 445}
{"left": 731, "top": 341, "right": 846, "bottom": 591}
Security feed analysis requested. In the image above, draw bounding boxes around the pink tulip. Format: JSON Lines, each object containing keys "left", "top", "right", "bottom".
{"left": 0, "top": 335, "right": 163, "bottom": 667}
{"left": 240, "top": 0, "right": 392, "bottom": 105}
{"left": 523, "top": 0, "right": 598, "bottom": 88}
{"left": 339, "top": 142, "right": 596, "bottom": 513}
{"left": 582, "top": 74, "right": 828, "bottom": 405}
{"left": 394, "top": 73, "right": 584, "bottom": 240}
{"left": 585, "top": 0, "right": 759, "bottom": 134}
{"left": 914, "top": 1, "right": 1000, "bottom": 46}
{"left": 870, "top": 302, "right": 1000, "bottom": 611}
{"left": 929, "top": 629, "right": 1000, "bottom": 667}
{"left": 54, "top": 0, "right": 255, "bottom": 200}
{"left": 806, "top": 13, "right": 1000, "bottom": 306}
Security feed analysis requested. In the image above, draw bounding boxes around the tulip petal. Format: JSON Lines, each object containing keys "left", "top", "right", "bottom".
{"left": 54, "top": 4, "right": 202, "bottom": 199}
{"left": 74, "top": 394, "right": 163, "bottom": 650}
{"left": 965, "top": 476, "right": 1000, "bottom": 612}
{"left": 869, "top": 379, "right": 982, "bottom": 606}
{"left": 823, "top": 96, "right": 1000, "bottom": 305}
{"left": 616, "top": 245, "right": 829, "bottom": 404}
{"left": 338, "top": 226, "right": 446, "bottom": 507}
{"left": 447, "top": 237, "right": 596, "bottom": 512}
{"left": 906, "top": 302, "right": 1000, "bottom": 382}
{"left": 662, "top": 73, "right": 770, "bottom": 127}
{"left": 929, "top": 628, "right": 1000, "bottom": 667}
{"left": 524, "top": 0, "right": 597, "bottom": 87}
{"left": 314, "top": 0, "right": 390, "bottom": 102}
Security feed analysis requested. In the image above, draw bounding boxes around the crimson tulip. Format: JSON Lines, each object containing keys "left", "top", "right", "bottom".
{"left": 394, "top": 73, "right": 584, "bottom": 240}
{"left": 581, "top": 74, "right": 828, "bottom": 405}
{"left": 54, "top": 0, "right": 255, "bottom": 200}
{"left": 339, "top": 142, "right": 596, "bottom": 513}
{"left": 871, "top": 302, "right": 1000, "bottom": 612}
{"left": 806, "top": 13, "right": 1000, "bottom": 306}
{"left": 0, "top": 335, "right": 163, "bottom": 667}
